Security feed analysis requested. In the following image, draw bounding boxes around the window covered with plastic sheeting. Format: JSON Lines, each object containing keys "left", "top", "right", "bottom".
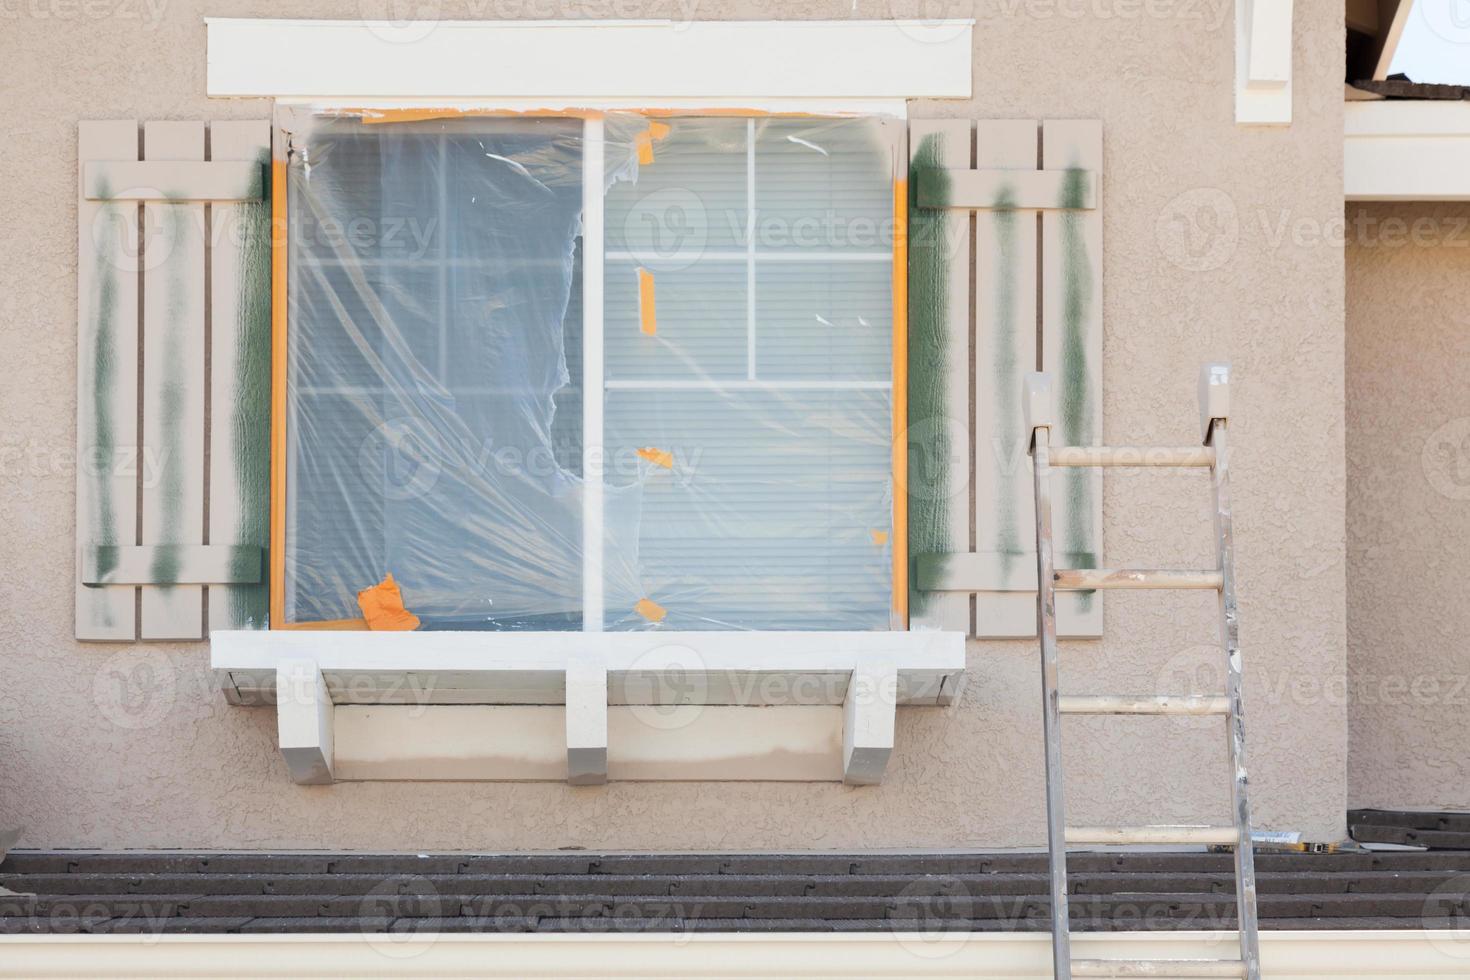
{"left": 279, "top": 107, "right": 902, "bottom": 632}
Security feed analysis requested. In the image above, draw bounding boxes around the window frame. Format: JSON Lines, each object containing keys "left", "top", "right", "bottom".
{"left": 268, "top": 102, "right": 909, "bottom": 632}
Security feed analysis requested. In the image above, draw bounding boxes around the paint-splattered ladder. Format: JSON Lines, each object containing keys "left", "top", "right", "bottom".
{"left": 1025, "top": 364, "right": 1260, "bottom": 980}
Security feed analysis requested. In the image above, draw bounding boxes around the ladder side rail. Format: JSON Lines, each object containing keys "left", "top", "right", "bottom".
{"left": 1032, "top": 413, "right": 1072, "bottom": 979}
{"left": 1208, "top": 416, "right": 1261, "bottom": 980}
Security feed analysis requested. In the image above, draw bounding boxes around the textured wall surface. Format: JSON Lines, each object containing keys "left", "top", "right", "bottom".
{"left": 1347, "top": 202, "right": 1470, "bottom": 809}
{"left": 0, "top": 0, "right": 1346, "bottom": 849}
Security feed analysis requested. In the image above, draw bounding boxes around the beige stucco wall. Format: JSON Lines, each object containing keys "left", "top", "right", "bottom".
{"left": 1347, "top": 202, "right": 1470, "bottom": 810}
{"left": 0, "top": 0, "right": 1347, "bottom": 848}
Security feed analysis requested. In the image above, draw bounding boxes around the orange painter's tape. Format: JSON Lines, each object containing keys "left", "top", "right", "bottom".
{"left": 870, "top": 530, "right": 889, "bottom": 546}
{"left": 635, "top": 121, "right": 673, "bottom": 164}
{"left": 636, "top": 447, "right": 673, "bottom": 469}
{"left": 637, "top": 268, "right": 657, "bottom": 335}
{"left": 357, "top": 573, "right": 421, "bottom": 631}
{"left": 634, "top": 598, "right": 668, "bottom": 622}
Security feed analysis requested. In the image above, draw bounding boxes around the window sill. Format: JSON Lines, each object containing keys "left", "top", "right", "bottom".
{"left": 210, "top": 629, "right": 965, "bottom": 786}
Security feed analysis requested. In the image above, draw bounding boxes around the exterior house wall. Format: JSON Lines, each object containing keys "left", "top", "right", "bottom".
{"left": 0, "top": 0, "right": 1347, "bottom": 848}
{"left": 1347, "top": 202, "right": 1470, "bottom": 810}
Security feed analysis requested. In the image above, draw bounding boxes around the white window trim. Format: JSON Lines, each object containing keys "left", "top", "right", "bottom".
{"left": 280, "top": 105, "right": 905, "bottom": 632}
{"left": 206, "top": 18, "right": 973, "bottom": 101}
{"left": 219, "top": 32, "right": 971, "bottom": 785}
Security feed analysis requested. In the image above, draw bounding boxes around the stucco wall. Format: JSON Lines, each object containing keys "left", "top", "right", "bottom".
{"left": 0, "top": 0, "right": 1346, "bottom": 848}
{"left": 1347, "top": 202, "right": 1470, "bottom": 810}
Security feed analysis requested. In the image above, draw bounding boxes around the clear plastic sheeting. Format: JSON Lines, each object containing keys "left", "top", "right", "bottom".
{"left": 282, "top": 107, "right": 899, "bottom": 631}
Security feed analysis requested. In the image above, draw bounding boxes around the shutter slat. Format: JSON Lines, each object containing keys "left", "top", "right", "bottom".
{"left": 973, "top": 119, "right": 1041, "bottom": 638}
{"left": 1042, "top": 120, "right": 1104, "bottom": 638}
{"left": 208, "top": 120, "right": 273, "bottom": 630}
{"left": 906, "top": 119, "right": 972, "bottom": 635}
{"left": 76, "top": 121, "right": 141, "bottom": 641}
{"left": 140, "top": 121, "right": 207, "bottom": 640}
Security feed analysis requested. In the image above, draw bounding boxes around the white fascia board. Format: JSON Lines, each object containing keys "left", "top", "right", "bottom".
{"left": 206, "top": 18, "right": 974, "bottom": 100}
{"left": 1346, "top": 101, "right": 1470, "bottom": 200}
{"left": 5, "top": 930, "right": 1470, "bottom": 977}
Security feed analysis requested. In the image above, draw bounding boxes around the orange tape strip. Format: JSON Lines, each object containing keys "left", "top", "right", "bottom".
{"left": 635, "top": 120, "right": 674, "bottom": 164}
{"left": 634, "top": 597, "right": 667, "bottom": 622}
{"left": 891, "top": 173, "right": 909, "bottom": 628}
{"left": 269, "top": 151, "right": 288, "bottom": 628}
{"left": 276, "top": 618, "right": 370, "bottom": 632}
{"left": 637, "top": 268, "right": 657, "bottom": 335}
{"left": 636, "top": 447, "right": 673, "bottom": 469}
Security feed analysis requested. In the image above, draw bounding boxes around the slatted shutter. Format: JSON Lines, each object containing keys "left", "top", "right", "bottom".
{"left": 76, "top": 120, "right": 272, "bottom": 641}
{"left": 908, "top": 119, "right": 1104, "bottom": 638}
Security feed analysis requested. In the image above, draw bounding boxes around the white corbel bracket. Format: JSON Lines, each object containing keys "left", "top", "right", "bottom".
{"left": 842, "top": 663, "right": 898, "bottom": 786}
{"left": 276, "top": 658, "right": 334, "bottom": 785}
{"left": 1236, "top": 0, "right": 1293, "bottom": 125}
{"left": 565, "top": 659, "right": 608, "bottom": 785}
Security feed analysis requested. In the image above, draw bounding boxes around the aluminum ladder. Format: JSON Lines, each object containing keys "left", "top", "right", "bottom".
{"left": 1024, "top": 363, "right": 1259, "bottom": 980}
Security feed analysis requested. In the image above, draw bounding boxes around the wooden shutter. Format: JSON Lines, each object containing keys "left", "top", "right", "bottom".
{"left": 76, "top": 120, "right": 272, "bottom": 641}
{"left": 908, "top": 119, "right": 1103, "bottom": 639}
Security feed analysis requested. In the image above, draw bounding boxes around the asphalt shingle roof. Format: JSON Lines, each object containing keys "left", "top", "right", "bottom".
{"left": 2, "top": 848, "right": 1467, "bottom": 935}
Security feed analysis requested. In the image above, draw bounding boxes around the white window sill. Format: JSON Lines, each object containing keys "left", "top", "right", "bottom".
{"left": 210, "top": 629, "right": 965, "bottom": 786}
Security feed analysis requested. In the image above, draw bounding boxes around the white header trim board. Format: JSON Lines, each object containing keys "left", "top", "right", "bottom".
{"left": 1346, "top": 101, "right": 1470, "bottom": 201}
{"left": 205, "top": 18, "right": 974, "bottom": 100}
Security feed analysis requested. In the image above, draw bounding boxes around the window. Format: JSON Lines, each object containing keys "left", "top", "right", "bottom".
{"left": 279, "top": 108, "right": 902, "bottom": 632}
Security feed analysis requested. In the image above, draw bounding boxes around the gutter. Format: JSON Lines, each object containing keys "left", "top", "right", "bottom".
{"left": 4, "top": 930, "right": 1470, "bottom": 978}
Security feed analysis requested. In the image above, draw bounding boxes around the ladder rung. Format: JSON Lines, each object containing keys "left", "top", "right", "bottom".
{"left": 1065, "top": 826, "right": 1239, "bottom": 845}
{"left": 1051, "top": 446, "right": 1215, "bottom": 468}
{"left": 1058, "top": 695, "right": 1230, "bottom": 716}
{"left": 1054, "top": 568, "right": 1223, "bottom": 591}
{"left": 1072, "top": 959, "right": 1245, "bottom": 978}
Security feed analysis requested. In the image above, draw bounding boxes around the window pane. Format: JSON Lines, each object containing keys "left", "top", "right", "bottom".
{"left": 603, "top": 387, "right": 892, "bottom": 630}
{"left": 286, "top": 116, "right": 585, "bottom": 629}
{"left": 599, "top": 114, "right": 897, "bottom": 631}
{"left": 755, "top": 261, "right": 891, "bottom": 381}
